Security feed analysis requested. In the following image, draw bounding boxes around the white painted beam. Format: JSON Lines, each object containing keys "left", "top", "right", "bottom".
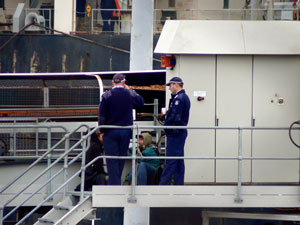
{"left": 202, "top": 211, "right": 300, "bottom": 225}
{"left": 93, "top": 185, "right": 300, "bottom": 208}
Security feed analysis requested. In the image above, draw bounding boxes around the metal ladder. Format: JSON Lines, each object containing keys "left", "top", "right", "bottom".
{"left": 34, "top": 194, "right": 95, "bottom": 225}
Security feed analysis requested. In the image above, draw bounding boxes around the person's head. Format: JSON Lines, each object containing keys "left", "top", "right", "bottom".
{"left": 138, "top": 135, "right": 144, "bottom": 146}
{"left": 138, "top": 133, "right": 152, "bottom": 150}
{"left": 112, "top": 73, "right": 126, "bottom": 87}
{"left": 89, "top": 128, "right": 103, "bottom": 144}
{"left": 166, "top": 77, "right": 184, "bottom": 94}
{"left": 95, "top": 129, "right": 103, "bottom": 144}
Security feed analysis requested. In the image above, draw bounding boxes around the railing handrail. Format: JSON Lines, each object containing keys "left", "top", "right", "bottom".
{"left": 91, "top": 8, "right": 299, "bottom": 12}
{"left": 3, "top": 135, "right": 88, "bottom": 221}
{"left": 1, "top": 124, "right": 299, "bottom": 224}
{"left": 0, "top": 124, "right": 89, "bottom": 206}
{"left": 11, "top": 128, "right": 99, "bottom": 225}
{"left": 0, "top": 125, "right": 68, "bottom": 194}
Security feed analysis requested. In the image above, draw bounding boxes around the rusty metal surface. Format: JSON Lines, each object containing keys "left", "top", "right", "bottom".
{"left": 0, "top": 34, "right": 162, "bottom": 73}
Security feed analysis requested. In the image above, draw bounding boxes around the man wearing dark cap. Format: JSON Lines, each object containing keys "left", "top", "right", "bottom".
{"left": 160, "top": 77, "right": 190, "bottom": 185}
{"left": 98, "top": 73, "right": 144, "bottom": 185}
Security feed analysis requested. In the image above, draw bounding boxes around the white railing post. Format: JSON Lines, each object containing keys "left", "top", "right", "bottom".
{"left": 0, "top": 206, "right": 3, "bottom": 225}
{"left": 35, "top": 119, "right": 39, "bottom": 156}
{"left": 128, "top": 125, "right": 137, "bottom": 203}
{"left": 46, "top": 127, "right": 53, "bottom": 201}
{"left": 235, "top": 127, "right": 243, "bottom": 203}
{"left": 63, "top": 133, "right": 70, "bottom": 199}
{"left": 80, "top": 135, "right": 87, "bottom": 201}
{"left": 13, "top": 119, "right": 16, "bottom": 156}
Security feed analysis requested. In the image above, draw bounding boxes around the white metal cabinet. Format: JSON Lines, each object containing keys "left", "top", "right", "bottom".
{"left": 252, "top": 56, "right": 300, "bottom": 182}
{"left": 215, "top": 56, "right": 252, "bottom": 182}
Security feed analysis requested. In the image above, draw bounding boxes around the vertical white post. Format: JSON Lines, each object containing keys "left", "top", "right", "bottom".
{"left": 202, "top": 211, "right": 209, "bottom": 225}
{"left": 130, "top": 0, "right": 154, "bottom": 70}
{"left": 80, "top": 136, "right": 87, "bottom": 201}
{"left": 234, "top": 128, "right": 243, "bottom": 203}
{"left": 63, "top": 134, "right": 70, "bottom": 199}
{"left": 47, "top": 127, "right": 53, "bottom": 201}
{"left": 54, "top": 0, "right": 76, "bottom": 33}
{"left": 267, "top": 0, "right": 274, "bottom": 20}
{"left": 250, "top": 0, "right": 259, "bottom": 20}
{"left": 124, "top": 207, "right": 150, "bottom": 225}
{"left": 0, "top": 206, "right": 3, "bottom": 225}
{"left": 43, "top": 87, "right": 49, "bottom": 108}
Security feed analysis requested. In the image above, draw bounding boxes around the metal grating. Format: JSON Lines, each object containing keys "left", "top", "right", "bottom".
{"left": 49, "top": 88, "right": 99, "bottom": 106}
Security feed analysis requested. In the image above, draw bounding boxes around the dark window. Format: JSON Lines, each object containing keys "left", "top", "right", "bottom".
{"left": 0, "top": 0, "right": 4, "bottom": 8}
{"left": 224, "top": 0, "right": 229, "bottom": 9}
{"left": 169, "top": 0, "right": 175, "bottom": 8}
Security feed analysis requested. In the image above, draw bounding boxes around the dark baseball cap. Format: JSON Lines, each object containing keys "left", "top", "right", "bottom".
{"left": 112, "top": 73, "right": 126, "bottom": 83}
{"left": 166, "top": 77, "right": 184, "bottom": 86}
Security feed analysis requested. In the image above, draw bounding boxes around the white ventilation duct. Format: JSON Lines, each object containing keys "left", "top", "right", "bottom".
{"left": 25, "top": 12, "right": 46, "bottom": 32}
{"left": 13, "top": 3, "right": 25, "bottom": 32}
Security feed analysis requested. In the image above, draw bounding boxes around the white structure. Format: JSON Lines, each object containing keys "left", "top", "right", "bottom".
{"left": 12, "top": 3, "right": 25, "bottom": 32}
{"left": 54, "top": 0, "right": 76, "bottom": 33}
{"left": 130, "top": 0, "right": 154, "bottom": 70}
{"left": 155, "top": 20, "right": 300, "bottom": 183}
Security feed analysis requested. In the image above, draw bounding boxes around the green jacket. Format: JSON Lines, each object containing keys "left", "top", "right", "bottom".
{"left": 139, "top": 133, "right": 160, "bottom": 169}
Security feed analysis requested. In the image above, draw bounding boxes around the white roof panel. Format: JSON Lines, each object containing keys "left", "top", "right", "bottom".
{"left": 154, "top": 20, "right": 300, "bottom": 55}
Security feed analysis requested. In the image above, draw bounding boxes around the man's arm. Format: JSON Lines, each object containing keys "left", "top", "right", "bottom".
{"left": 98, "top": 97, "right": 106, "bottom": 126}
{"left": 129, "top": 89, "right": 144, "bottom": 108}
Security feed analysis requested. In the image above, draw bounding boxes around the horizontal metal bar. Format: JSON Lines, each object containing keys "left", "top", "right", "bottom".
{"left": 1, "top": 155, "right": 299, "bottom": 161}
{"left": 132, "top": 125, "right": 299, "bottom": 130}
{"left": 91, "top": 8, "right": 299, "bottom": 12}
{"left": 0, "top": 106, "right": 98, "bottom": 111}
{"left": 85, "top": 155, "right": 300, "bottom": 161}
{"left": 204, "top": 211, "right": 300, "bottom": 221}
{"left": 0, "top": 124, "right": 68, "bottom": 132}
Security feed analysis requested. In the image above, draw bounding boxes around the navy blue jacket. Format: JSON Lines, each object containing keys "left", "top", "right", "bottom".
{"left": 165, "top": 89, "right": 190, "bottom": 136}
{"left": 98, "top": 86, "right": 144, "bottom": 132}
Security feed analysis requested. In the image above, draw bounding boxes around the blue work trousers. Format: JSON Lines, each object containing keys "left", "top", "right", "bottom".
{"left": 159, "top": 130, "right": 187, "bottom": 185}
{"left": 103, "top": 129, "right": 131, "bottom": 185}
{"left": 101, "top": 11, "right": 116, "bottom": 32}
{"left": 128, "top": 162, "right": 157, "bottom": 185}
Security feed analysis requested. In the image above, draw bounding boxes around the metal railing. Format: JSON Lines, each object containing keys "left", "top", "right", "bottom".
{"left": 0, "top": 117, "right": 89, "bottom": 157}
{"left": 0, "top": 124, "right": 91, "bottom": 225}
{"left": 0, "top": 124, "right": 299, "bottom": 224}
{"left": 2, "top": 6, "right": 299, "bottom": 34}
{"left": 89, "top": 7, "right": 300, "bottom": 34}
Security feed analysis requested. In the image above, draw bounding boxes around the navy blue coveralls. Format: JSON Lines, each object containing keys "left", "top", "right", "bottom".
{"left": 101, "top": 0, "right": 118, "bottom": 31}
{"left": 98, "top": 86, "right": 144, "bottom": 185}
{"left": 159, "top": 89, "right": 190, "bottom": 185}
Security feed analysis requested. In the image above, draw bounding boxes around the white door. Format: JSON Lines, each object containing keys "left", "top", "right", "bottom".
{"left": 216, "top": 56, "right": 252, "bottom": 183}
{"left": 252, "top": 56, "right": 300, "bottom": 182}
{"left": 167, "top": 55, "right": 216, "bottom": 183}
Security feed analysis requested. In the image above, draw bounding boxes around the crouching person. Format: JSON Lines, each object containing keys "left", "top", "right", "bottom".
{"left": 126, "top": 132, "right": 160, "bottom": 185}
{"left": 75, "top": 129, "right": 107, "bottom": 191}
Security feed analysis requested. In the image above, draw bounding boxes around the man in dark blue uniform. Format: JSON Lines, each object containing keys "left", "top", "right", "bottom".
{"left": 159, "top": 77, "right": 190, "bottom": 185}
{"left": 98, "top": 73, "right": 144, "bottom": 185}
{"left": 101, "top": 0, "right": 120, "bottom": 32}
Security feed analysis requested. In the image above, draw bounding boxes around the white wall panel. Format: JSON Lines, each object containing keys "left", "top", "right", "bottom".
{"left": 167, "top": 55, "right": 216, "bottom": 183}
{"left": 216, "top": 56, "right": 252, "bottom": 182}
{"left": 252, "top": 56, "right": 300, "bottom": 182}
